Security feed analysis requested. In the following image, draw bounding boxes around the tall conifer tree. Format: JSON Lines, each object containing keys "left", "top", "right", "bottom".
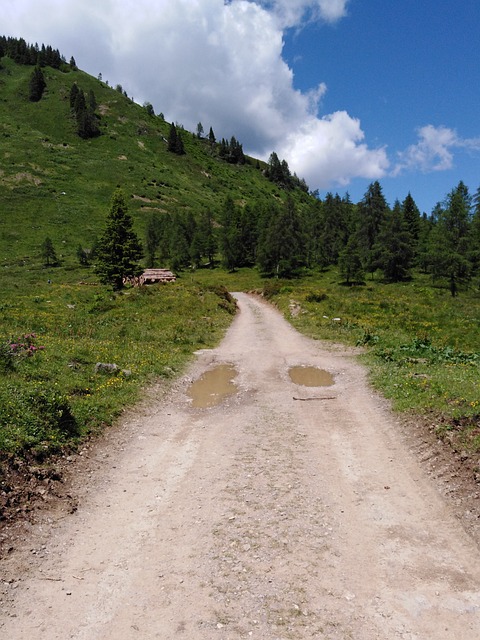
{"left": 356, "top": 181, "right": 389, "bottom": 276}
{"left": 427, "top": 181, "right": 472, "bottom": 296}
{"left": 374, "top": 200, "right": 413, "bottom": 282}
{"left": 256, "top": 198, "right": 304, "bottom": 277}
{"left": 29, "top": 65, "right": 46, "bottom": 101}
{"left": 95, "top": 189, "right": 143, "bottom": 290}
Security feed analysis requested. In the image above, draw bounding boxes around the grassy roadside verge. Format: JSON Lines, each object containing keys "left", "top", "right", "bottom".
{"left": 268, "top": 272, "right": 480, "bottom": 456}
{"left": 0, "top": 267, "right": 236, "bottom": 464}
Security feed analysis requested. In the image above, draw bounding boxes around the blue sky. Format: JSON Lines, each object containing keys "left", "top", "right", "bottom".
{"left": 281, "top": 0, "right": 480, "bottom": 211}
{"left": 3, "top": 0, "right": 480, "bottom": 213}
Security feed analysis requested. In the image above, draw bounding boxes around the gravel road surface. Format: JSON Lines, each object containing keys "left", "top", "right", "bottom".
{"left": 1, "top": 292, "right": 479, "bottom": 639}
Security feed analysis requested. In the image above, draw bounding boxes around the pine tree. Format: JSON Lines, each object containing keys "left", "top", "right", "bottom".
{"left": 87, "top": 89, "right": 97, "bottom": 112}
{"left": 374, "top": 200, "right": 413, "bottom": 282}
{"left": 73, "top": 87, "right": 86, "bottom": 115}
{"left": 319, "top": 193, "right": 351, "bottom": 267}
{"left": 302, "top": 198, "right": 324, "bottom": 268}
{"left": 167, "top": 123, "right": 177, "bottom": 152}
{"left": 69, "top": 83, "right": 79, "bottom": 109}
{"left": 145, "top": 213, "right": 163, "bottom": 268}
{"left": 41, "top": 237, "right": 59, "bottom": 267}
{"left": 356, "top": 181, "right": 389, "bottom": 276}
{"left": 189, "top": 231, "right": 204, "bottom": 268}
{"left": 72, "top": 86, "right": 100, "bottom": 138}
{"left": 175, "top": 125, "right": 184, "bottom": 154}
{"left": 167, "top": 123, "right": 185, "bottom": 155}
{"left": 338, "top": 236, "right": 364, "bottom": 285}
{"left": 416, "top": 212, "right": 434, "bottom": 272}
{"left": 154, "top": 214, "right": 171, "bottom": 263}
{"left": 401, "top": 192, "right": 421, "bottom": 250}
{"left": 228, "top": 137, "right": 245, "bottom": 164}
{"left": 192, "top": 210, "right": 217, "bottom": 266}
{"left": 95, "top": 189, "right": 143, "bottom": 290}
{"left": 266, "top": 152, "right": 286, "bottom": 186}
{"left": 144, "top": 102, "right": 155, "bottom": 116}
{"left": 208, "top": 127, "right": 216, "bottom": 146}
{"left": 29, "top": 65, "right": 46, "bottom": 102}
{"left": 281, "top": 159, "right": 290, "bottom": 181}
{"left": 256, "top": 198, "right": 304, "bottom": 278}
{"left": 218, "top": 138, "right": 228, "bottom": 159}
{"left": 219, "top": 196, "right": 242, "bottom": 271}
{"left": 427, "top": 182, "right": 472, "bottom": 296}
{"left": 77, "top": 105, "right": 100, "bottom": 139}
{"left": 169, "top": 214, "right": 191, "bottom": 271}
{"left": 238, "top": 204, "right": 258, "bottom": 266}
{"left": 203, "top": 212, "right": 217, "bottom": 265}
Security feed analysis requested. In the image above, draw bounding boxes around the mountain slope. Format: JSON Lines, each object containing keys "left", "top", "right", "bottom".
{"left": 0, "top": 55, "right": 312, "bottom": 268}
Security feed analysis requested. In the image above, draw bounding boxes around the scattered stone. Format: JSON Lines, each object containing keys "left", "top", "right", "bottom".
{"left": 94, "top": 362, "right": 119, "bottom": 374}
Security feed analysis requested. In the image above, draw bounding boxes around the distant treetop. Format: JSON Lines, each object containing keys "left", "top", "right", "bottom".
{"left": 0, "top": 35, "right": 65, "bottom": 68}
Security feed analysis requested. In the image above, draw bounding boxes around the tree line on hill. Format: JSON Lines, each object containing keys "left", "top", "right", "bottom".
{"left": 47, "top": 179, "right": 480, "bottom": 297}
{"left": 3, "top": 36, "right": 479, "bottom": 294}
{"left": 81, "top": 180, "right": 480, "bottom": 297}
{"left": 140, "top": 180, "right": 480, "bottom": 296}
{"left": 0, "top": 35, "right": 67, "bottom": 69}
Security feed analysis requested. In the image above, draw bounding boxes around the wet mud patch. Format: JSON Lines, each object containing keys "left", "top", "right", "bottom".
{"left": 289, "top": 365, "right": 334, "bottom": 387}
{"left": 188, "top": 364, "right": 238, "bottom": 408}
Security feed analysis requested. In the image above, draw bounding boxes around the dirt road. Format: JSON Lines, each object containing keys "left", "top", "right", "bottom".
{"left": 1, "top": 293, "right": 480, "bottom": 639}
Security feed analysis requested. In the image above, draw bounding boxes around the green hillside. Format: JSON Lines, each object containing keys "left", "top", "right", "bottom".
{"left": 0, "top": 55, "right": 311, "bottom": 269}
{"left": 1, "top": 47, "right": 479, "bottom": 491}
{"left": 0, "top": 50, "right": 314, "bottom": 473}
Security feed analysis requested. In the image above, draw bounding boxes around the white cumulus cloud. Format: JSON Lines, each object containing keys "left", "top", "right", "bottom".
{"left": 280, "top": 111, "right": 389, "bottom": 188}
{"left": 3, "top": 0, "right": 387, "bottom": 192}
{"left": 393, "top": 125, "right": 480, "bottom": 175}
{"left": 258, "top": 0, "right": 350, "bottom": 27}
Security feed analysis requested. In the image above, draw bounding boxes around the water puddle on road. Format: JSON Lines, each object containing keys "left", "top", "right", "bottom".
{"left": 289, "top": 365, "right": 334, "bottom": 387}
{"left": 188, "top": 364, "right": 238, "bottom": 408}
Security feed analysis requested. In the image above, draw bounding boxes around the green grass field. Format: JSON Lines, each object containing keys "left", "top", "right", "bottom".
{"left": 0, "top": 267, "right": 236, "bottom": 457}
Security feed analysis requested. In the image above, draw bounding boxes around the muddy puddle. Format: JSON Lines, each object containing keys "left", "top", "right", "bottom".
{"left": 188, "top": 364, "right": 238, "bottom": 408}
{"left": 289, "top": 365, "right": 334, "bottom": 387}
